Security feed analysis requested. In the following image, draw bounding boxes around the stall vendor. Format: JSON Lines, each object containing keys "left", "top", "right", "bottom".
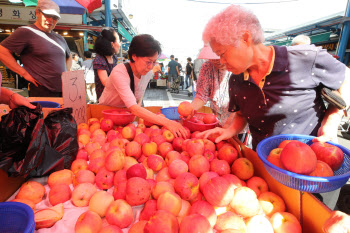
{"left": 199, "top": 5, "right": 350, "bottom": 210}
{"left": 99, "top": 34, "right": 189, "bottom": 138}
{"left": 0, "top": 0, "right": 71, "bottom": 97}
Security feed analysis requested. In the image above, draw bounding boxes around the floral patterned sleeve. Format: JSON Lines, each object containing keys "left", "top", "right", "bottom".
{"left": 196, "top": 61, "right": 215, "bottom": 103}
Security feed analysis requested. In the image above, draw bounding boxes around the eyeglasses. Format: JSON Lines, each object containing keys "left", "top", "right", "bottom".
{"left": 143, "top": 59, "right": 157, "bottom": 67}
{"left": 39, "top": 10, "right": 60, "bottom": 21}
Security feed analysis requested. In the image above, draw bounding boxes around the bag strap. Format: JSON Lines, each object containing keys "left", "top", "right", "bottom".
{"left": 124, "top": 62, "right": 135, "bottom": 94}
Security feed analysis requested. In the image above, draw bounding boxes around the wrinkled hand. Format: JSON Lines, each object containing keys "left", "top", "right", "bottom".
{"left": 23, "top": 73, "right": 41, "bottom": 87}
{"left": 313, "top": 124, "right": 338, "bottom": 143}
{"left": 165, "top": 120, "right": 189, "bottom": 138}
{"left": 198, "top": 127, "right": 235, "bottom": 143}
{"left": 323, "top": 211, "right": 350, "bottom": 233}
{"left": 9, "top": 93, "right": 36, "bottom": 109}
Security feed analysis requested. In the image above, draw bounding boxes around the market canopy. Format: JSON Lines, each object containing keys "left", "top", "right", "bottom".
{"left": 21, "top": 0, "right": 101, "bottom": 14}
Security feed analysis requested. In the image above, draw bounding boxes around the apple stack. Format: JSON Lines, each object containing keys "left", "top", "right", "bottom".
{"left": 9, "top": 107, "right": 303, "bottom": 233}
{"left": 267, "top": 140, "right": 344, "bottom": 177}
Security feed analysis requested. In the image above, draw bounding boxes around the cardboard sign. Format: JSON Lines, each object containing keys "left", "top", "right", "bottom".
{"left": 62, "top": 70, "right": 87, "bottom": 125}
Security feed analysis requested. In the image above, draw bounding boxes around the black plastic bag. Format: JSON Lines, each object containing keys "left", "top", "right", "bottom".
{"left": 0, "top": 105, "right": 78, "bottom": 177}
{"left": 0, "top": 104, "right": 43, "bottom": 176}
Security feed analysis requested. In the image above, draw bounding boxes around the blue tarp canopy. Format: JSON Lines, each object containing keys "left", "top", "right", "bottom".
{"left": 22, "top": 0, "right": 85, "bottom": 14}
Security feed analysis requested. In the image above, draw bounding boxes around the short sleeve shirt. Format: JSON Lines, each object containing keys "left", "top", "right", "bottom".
{"left": 99, "top": 63, "right": 152, "bottom": 108}
{"left": 1, "top": 25, "right": 70, "bottom": 92}
{"left": 196, "top": 61, "right": 231, "bottom": 125}
{"left": 93, "top": 54, "right": 118, "bottom": 100}
{"left": 228, "top": 45, "right": 346, "bottom": 148}
{"left": 168, "top": 60, "right": 178, "bottom": 75}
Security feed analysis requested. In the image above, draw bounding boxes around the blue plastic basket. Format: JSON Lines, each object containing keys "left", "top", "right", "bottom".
{"left": 31, "top": 101, "right": 60, "bottom": 108}
{"left": 256, "top": 134, "right": 350, "bottom": 193}
{"left": 0, "top": 202, "right": 35, "bottom": 233}
{"left": 161, "top": 107, "right": 180, "bottom": 120}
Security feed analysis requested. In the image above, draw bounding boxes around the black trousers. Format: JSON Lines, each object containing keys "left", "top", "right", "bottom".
{"left": 29, "top": 84, "right": 62, "bottom": 97}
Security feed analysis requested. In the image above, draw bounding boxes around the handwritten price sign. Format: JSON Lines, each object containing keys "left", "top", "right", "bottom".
{"left": 62, "top": 70, "right": 87, "bottom": 125}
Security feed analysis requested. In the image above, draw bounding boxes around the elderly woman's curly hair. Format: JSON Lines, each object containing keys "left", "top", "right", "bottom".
{"left": 202, "top": 5, "right": 265, "bottom": 47}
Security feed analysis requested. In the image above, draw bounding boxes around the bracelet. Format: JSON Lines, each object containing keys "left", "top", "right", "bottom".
{"left": 9, "top": 92, "right": 16, "bottom": 104}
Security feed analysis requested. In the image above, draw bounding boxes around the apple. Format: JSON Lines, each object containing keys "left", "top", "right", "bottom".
{"left": 189, "top": 200, "right": 217, "bottom": 227}
{"left": 174, "top": 172, "right": 199, "bottom": 201}
{"left": 280, "top": 141, "right": 317, "bottom": 174}
{"left": 231, "top": 158, "right": 254, "bottom": 180}
{"left": 152, "top": 181, "right": 174, "bottom": 199}
{"left": 74, "top": 169, "right": 95, "bottom": 186}
{"left": 177, "top": 199, "right": 191, "bottom": 224}
{"left": 140, "top": 199, "right": 158, "bottom": 221}
{"left": 270, "top": 212, "right": 302, "bottom": 233}
{"left": 105, "top": 149, "right": 125, "bottom": 172}
{"left": 90, "top": 148, "right": 105, "bottom": 160}
{"left": 246, "top": 215, "right": 274, "bottom": 233}
{"left": 309, "top": 160, "right": 334, "bottom": 177}
{"left": 230, "top": 187, "right": 261, "bottom": 218}
{"left": 310, "top": 142, "right": 344, "bottom": 171}
{"left": 95, "top": 167, "right": 114, "bottom": 190}
{"left": 49, "top": 184, "right": 71, "bottom": 206}
{"left": 124, "top": 156, "right": 139, "bottom": 170}
{"left": 78, "top": 134, "right": 90, "bottom": 146}
{"left": 158, "top": 142, "right": 174, "bottom": 158}
{"left": 178, "top": 101, "right": 193, "bottom": 117}
{"left": 203, "top": 139, "right": 216, "bottom": 152}
{"left": 157, "top": 191, "right": 182, "bottom": 216}
{"left": 258, "top": 191, "right": 286, "bottom": 217}
{"left": 186, "top": 139, "right": 205, "bottom": 157}
{"left": 168, "top": 159, "right": 189, "bottom": 178}
{"left": 202, "top": 176, "right": 235, "bottom": 207}
{"left": 142, "top": 141, "right": 158, "bottom": 156}
{"left": 89, "top": 191, "right": 114, "bottom": 217}
{"left": 323, "top": 210, "right": 350, "bottom": 233}
{"left": 179, "top": 214, "right": 213, "bottom": 233}
{"left": 147, "top": 154, "right": 166, "bottom": 172}
{"left": 88, "top": 157, "right": 105, "bottom": 174}
{"left": 100, "top": 118, "right": 114, "bottom": 132}
{"left": 99, "top": 225, "right": 123, "bottom": 233}
{"left": 218, "top": 145, "right": 238, "bottom": 165}
{"left": 113, "top": 169, "right": 127, "bottom": 186}
{"left": 88, "top": 118, "right": 99, "bottom": 126}
{"left": 278, "top": 140, "right": 299, "bottom": 148}
{"left": 106, "top": 129, "right": 119, "bottom": 142}
{"left": 199, "top": 171, "right": 219, "bottom": 193}
{"left": 71, "top": 159, "right": 88, "bottom": 174}
{"left": 125, "top": 177, "right": 151, "bottom": 206}
{"left": 35, "top": 208, "right": 63, "bottom": 230}
{"left": 267, "top": 148, "right": 286, "bottom": 169}
{"left": 144, "top": 210, "right": 179, "bottom": 233}
{"left": 125, "top": 141, "right": 142, "bottom": 159}
{"left": 71, "top": 183, "right": 97, "bottom": 207}
{"left": 105, "top": 199, "right": 133, "bottom": 228}
{"left": 214, "top": 211, "right": 246, "bottom": 232}
{"left": 110, "top": 138, "right": 128, "bottom": 149}
{"left": 163, "top": 129, "right": 175, "bottom": 143}
{"left": 16, "top": 181, "right": 46, "bottom": 204}
{"left": 156, "top": 167, "right": 172, "bottom": 182}
{"left": 203, "top": 113, "right": 217, "bottom": 124}
{"left": 126, "top": 163, "right": 147, "bottom": 179}
{"left": 189, "top": 154, "right": 210, "bottom": 177}
{"left": 134, "top": 133, "right": 150, "bottom": 145}
{"left": 75, "top": 210, "right": 102, "bottom": 233}
{"left": 210, "top": 159, "right": 230, "bottom": 176}
{"left": 247, "top": 176, "right": 269, "bottom": 197}
{"left": 76, "top": 149, "right": 89, "bottom": 160}
{"left": 85, "top": 142, "right": 101, "bottom": 155}
{"left": 47, "top": 169, "right": 74, "bottom": 188}
{"left": 78, "top": 122, "right": 89, "bottom": 131}
{"left": 129, "top": 220, "right": 147, "bottom": 233}
{"left": 122, "top": 125, "right": 136, "bottom": 140}
{"left": 222, "top": 174, "right": 245, "bottom": 190}
{"left": 165, "top": 150, "right": 182, "bottom": 165}
{"left": 173, "top": 137, "right": 185, "bottom": 152}
{"left": 113, "top": 181, "right": 127, "bottom": 200}
{"left": 89, "top": 122, "right": 101, "bottom": 133}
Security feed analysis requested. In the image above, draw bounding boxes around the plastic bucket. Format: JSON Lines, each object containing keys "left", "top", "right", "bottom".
{"left": 31, "top": 101, "right": 60, "bottom": 108}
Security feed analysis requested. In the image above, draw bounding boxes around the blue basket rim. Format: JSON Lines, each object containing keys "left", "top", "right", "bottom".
{"left": 256, "top": 134, "right": 350, "bottom": 182}
{"left": 0, "top": 202, "right": 35, "bottom": 232}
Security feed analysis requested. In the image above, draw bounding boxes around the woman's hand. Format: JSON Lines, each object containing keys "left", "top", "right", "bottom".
{"left": 23, "top": 73, "right": 41, "bottom": 87}
{"left": 9, "top": 93, "right": 36, "bottom": 109}
{"left": 198, "top": 127, "right": 235, "bottom": 143}
{"left": 164, "top": 120, "right": 189, "bottom": 139}
{"left": 313, "top": 114, "right": 340, "bottom": 143}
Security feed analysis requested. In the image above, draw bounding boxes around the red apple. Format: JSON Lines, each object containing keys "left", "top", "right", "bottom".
{"left": 174, "top": 172, "right": 199, "bottom": 201}
{"left": 310, "top": 142, "right": 344, "bottom": 171}
{"left": 179, "top": 214, "right": 212, "bottom": 233}
{"left": 126, "top": 163, "right": 147, "bottom": 179}
{"left": 189, "top": 200, "right": 217, "bottom": 227}
{"left": 309, "top": 160, "right": 334, "bottom": 177}
{"left": 203, "top": 114, "right": 217, "bottom": 124}
{"left": 172, "top": 137, "right": 185, "bottom": 152}
{"left": 202, "top": 176, "right": 235, "bottom": 207}
{"left": 178, "top": 101, "right": 194, "bottom": 117}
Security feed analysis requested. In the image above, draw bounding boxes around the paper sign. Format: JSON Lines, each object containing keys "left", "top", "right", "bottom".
{"left": 62, "top": 70, "right": 87, "bottom": 125}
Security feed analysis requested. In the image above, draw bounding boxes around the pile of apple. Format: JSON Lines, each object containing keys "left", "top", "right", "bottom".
{"left": 178, "top": 101, "right": 218, "bottom": 124}
{"left": 10, "top": 112, "right": 304, "bottom": 233}
{"left": 267, "top": 140, "right": 344, "bottom": 176}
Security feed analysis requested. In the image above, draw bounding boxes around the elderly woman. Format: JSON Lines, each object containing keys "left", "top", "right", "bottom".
{"left": 99, "top": 34, "right": 188, "bottom": 138}
{"left": 191, "top": 44, "right": 232, "bottom": 126}
{"left": 200, "top": 5, "right": 350, "bottom": 209}
{"left": 93, "top": 28, "right": 121, "bottom": 101}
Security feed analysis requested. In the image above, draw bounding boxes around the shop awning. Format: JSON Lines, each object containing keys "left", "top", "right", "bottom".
{"left": 21, "top": 0, "right": 101, "bottom": 14}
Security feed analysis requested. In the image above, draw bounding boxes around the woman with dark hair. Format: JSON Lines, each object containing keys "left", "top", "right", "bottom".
{"left": 93, "top": 27, "right": 121, "bottom": 100}
{"left": 99, "top": 34, "right": 188, "bottom": 138}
